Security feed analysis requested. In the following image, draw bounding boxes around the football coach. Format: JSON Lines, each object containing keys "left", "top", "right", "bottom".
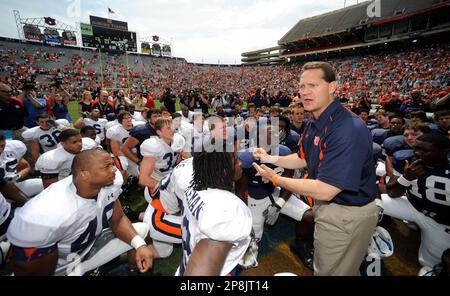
{"left": 253, "top": 61, "right": 378, "bottom": 276}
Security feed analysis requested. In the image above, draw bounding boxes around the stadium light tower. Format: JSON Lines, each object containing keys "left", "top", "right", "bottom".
{"left": 13, "top": 10, "right": 24, "bottom": 39}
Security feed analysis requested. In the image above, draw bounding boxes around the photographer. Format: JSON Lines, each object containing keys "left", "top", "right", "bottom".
{"left": 161, "top": 87, "right": 176, "bottom": 114}
{"left": 113, "top": 90, "right": 130, "bottom": 110}
{"left": 188, "top": 87, "right": 210, "bottom": 114}
{"left": 18, "top": 80, "right": 46, "bottom": 128}
{"left": 49, "top": 81, "right": 72, "bottom": 123}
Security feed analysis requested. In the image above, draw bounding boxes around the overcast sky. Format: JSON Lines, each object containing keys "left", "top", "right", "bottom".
{"left": 0, "top": 0, "right": 364, "bottom": 64}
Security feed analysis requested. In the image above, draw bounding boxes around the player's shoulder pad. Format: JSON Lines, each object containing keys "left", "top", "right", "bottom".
{"left": 198, "top": 189, "right": 252, "bottom": 242}
{"left": 6, "top": 140, "right": 27, "bottom": 159}
{"left": 21, "top": 126, "right": 40, "bottom": 141}
{"left": 140, "top": 136, "right": 163, "bottom": 158}
{"left": 238, "top": 149, "right": 254, "bottom": 169}
{"left": 35, "top": 149, "right": 62, "bottom": 172}
{"left": 289, "top": 130, "right": 300, "bottom": 142}
{"left": 171, "top": 133, "right": 185, "bottom": 153}
{"left": 383, "top": 135, "right": 405, "bottom": 152}
{"left": 393, "top": 149, "right": 414, "bottom": 161}
{"left": 275, "top": 144, "right": 291, "bottom": 157}
{"left": 371, "top": 128, "right": 388, "bottom": 143}
{"left": 105, "top": 124, "right": 119, "bottom": 139}
{"left": 56, "top": 119, "right": 70, "bottom": 127}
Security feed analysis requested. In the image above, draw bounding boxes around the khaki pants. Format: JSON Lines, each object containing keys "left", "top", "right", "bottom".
{"left": 313, "top": 200, "right": 378, "bottom": 276}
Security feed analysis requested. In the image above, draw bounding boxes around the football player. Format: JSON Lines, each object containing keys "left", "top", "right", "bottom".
{"left": 7, "top": 149, "right": 157, "bottom": 276}
{"left": 139, "top": 118, "right": 188, "bottom": 210}
{"left": 35, "top": 129, "right": 82, "bottom": 189}
{"left": 121, "top": 108, "right": 161, "bottom": 166}
{"left": 238, "top": 124, "right": 311, "bottom": 268}
{"left": 21, "top": 113, "right": 71, "bottom": 164}
{"left": 0, "top": 132, "right": 29, "bottom": 242}
{"left": 0, "top": 135, "right": 43, "bottom": 197}
{"left": 74, "top": 109, "right": 108, "bottom": 148}
{"left": 176, "top": 143, "right": 252, "bottom": 276}
{"left": 383, "top": 133, "right": 450, "bottom": 270}
{"left": 106, "top": 111, "right": 140, "bottom": 181}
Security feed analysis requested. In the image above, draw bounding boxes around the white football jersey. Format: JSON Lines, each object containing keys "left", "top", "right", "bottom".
{"left": 132, "top": 112, "right": 146, "bottom": 122}
{"left": 140, "top": 134, "right": 185, "bottom": 182}
{"left": 6, "top": 171, "right": 123, "bottom": 275}
{"left": 177, "top": 187, "right": 252, "bottom": 276}
{"left": 35, "top": 146, "right": 76, "bottom": 180}
{"left": 0, "top": 140, "right": 27, "bottom": 179}
{"left": 106, "top": 124, "right": 132, "bottom": 150}
{"left": 177, "top": 111, "right": 194, "bottom": 123}
{"left": 158, "top": 158, "right": 193, "bottom": 215}
{"left": 0, "top": 193, "right": 10, "bottom": 227}
{"left": 0, "top": 140, "right": 26, "bottom": 226}
{"left": 176, "top": 121, "right": 194, "bottom": 152}
{"left": 83, "top": 118, "right": 108, "bottom": 141}
{"left": 105, "top": 120, "right": 119, "bottom": 131}
{"left": 22, "top": 119, "right": 70, "bottom": 153}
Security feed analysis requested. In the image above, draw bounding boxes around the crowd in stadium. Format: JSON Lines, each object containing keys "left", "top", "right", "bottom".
{"left": 0, "top": 35, "right": 449, "bottom": 277}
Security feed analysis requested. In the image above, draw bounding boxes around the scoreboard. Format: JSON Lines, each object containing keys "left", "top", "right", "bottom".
{"left": 81, "top": 16, "right": 137, "bottom": 52}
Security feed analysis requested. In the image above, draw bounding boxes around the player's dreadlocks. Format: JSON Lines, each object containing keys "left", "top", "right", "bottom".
{"left": 191, "top": 142, "right": 235, "bottom": 192}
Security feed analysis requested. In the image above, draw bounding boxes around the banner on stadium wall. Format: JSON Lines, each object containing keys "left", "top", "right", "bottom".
{"left": 63, "top": 38, "right": 77, "bottom": 46}
{"left": 44, "top": 36, "right": 61, "bottom": 45}
{"left": 141, "top": 42, "right": 151, "bottom": 54}
{"left": 62, "top": 30, "right": 77, "bottom": 46}
{"left": 161, "top": 45, "right": 171, "bottom": 57}
{"left": 80, "top": 23, "right": 93, "bottom": 36}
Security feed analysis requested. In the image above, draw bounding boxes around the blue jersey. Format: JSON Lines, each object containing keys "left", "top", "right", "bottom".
{"left": 238, "top": 145, "right": 291, "bottom": 199}
{"left": 383, "top": 135, "right": 408, "bottom": 156}
{"left": 129, "top": 122, "right": 157, "bottom": 159}
{"left": 280, "top": 130, "right": 300, "bottom": 152}
{"left": 391, "top": 149, "right": 415, "bottom": 174}
{"left": 407, "top": 162, "right": 450, "bottom": 225}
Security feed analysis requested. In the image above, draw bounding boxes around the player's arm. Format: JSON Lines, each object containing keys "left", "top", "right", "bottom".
{"left": 386, "top": 159, "right": 425, "bottom": 198}
{"left": 0, "top": 180, "right": 28, "bottom": 205}
{"left": 29, "top": 140, "right": 41, "bottom": 164}
{"left": 238, "top": 171, "right": 249, "bottom": 200}
{"left": 109, "top": 200, "right": 158, "bottom": 272}
{"left": 110, "top": 140, "right": 124, "bottom": 157}
{"left": 179, "top": 149, "right": 191, "bottom": 161}
{"left": 253, "top": 148, "right": 306, "bottom": 170}
{"left": 385, "top": 156, "right": 394, "bottom": 179}
{"left": 138, "top": 156, "right": 158, "bottom": 189}
{"left": 16, "top": 158, "right": 32, "bottom": 180}
{"left": 183, "top": 239, "right": 232, "bottom": 276}
{"left": 73, "top": 117, "right": 85, "bottom": 129}
{"left": 122, "top": 136, "right": 141, "bottom": 164}
{"left": 11, "top": 247, "right": 58, "bottom": 276}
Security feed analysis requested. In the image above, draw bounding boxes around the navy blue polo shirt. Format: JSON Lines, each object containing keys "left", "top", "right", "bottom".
{"left": 298, "top": 99, "right": 376, "bottom": 206}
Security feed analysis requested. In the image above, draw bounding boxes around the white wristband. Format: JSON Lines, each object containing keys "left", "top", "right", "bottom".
{"left": 397, "top": 175, "right": 412, "bottom": 187}
{"left": 130, "top": 235, "right": 146, "bottom": 250}
{"left": 275, "top": 198, "right": 286, "bottom": 209}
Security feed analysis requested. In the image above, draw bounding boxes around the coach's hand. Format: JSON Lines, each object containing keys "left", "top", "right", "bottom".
{"left": 253, "top": 148, "right": 277, "bottom": 164}
{"left": 253, "top": 163, "right": 276, "bottom": 182}
{"left": 135, "top": 245, "right": 156, "bottom": 273}
{"left": 403, "top": 159, "right": 426, "bottom": 181}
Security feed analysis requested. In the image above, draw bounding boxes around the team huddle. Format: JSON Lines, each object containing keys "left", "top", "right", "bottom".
{"left": 0, "top": 61, "right": 449, "bottom": 276}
